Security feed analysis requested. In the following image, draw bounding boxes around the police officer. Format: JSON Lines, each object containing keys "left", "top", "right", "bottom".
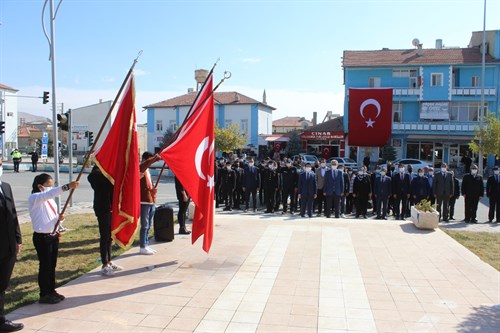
{"left": 281, "top": 159, "right": 298, "bottom": 215}
{"left": 233, "top": 161, "right": 245, "bottom": 210}
{"left": 221, "top": 162, "right": 236, "bottom": 211}
{"left": 242, "top": 159, "right": 260, "bottom": 212}
{"left": 486, "top": 166, "right": 500, "bottom": 223}
{"left": 263, "top": 161, "right": 279, "bottom": 213}
{"left": 461, "top": 164, "right": 484, "bottom": 223}
{"left": 353, "top": 166, "right": 371, "bottom": 218}
{"left": 11, "top": 149, "right": 22, "bottom": 173}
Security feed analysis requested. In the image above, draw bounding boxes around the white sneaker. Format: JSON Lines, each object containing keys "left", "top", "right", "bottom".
{"left": 341, "top": 214, "right": 346, "bottom": 218}
{"left": 101, "top": 266, "right": 115, "bottom": 276}
{"left": 110, "top": 263, "right": 123, "bottom": 271}
{"left": 140, "top": 247, "right": 155, "bottom": 255}
{"left": 146, "top": 247, "right": 157, "bottom": 254}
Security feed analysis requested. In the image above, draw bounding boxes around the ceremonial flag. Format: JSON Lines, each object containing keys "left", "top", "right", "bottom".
{"left": 348, "top": 88, "right": 393, "bottom": 147}
{"left": 94, "top": 76, "right": 140, "bottom": 248}
{"left": 160, "top": 74, "right": 215, "bottom": 253}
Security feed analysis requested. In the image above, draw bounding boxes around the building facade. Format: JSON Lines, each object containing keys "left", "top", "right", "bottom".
{"left": 343, "top": 30, "right": 500, "bottom": 170}
{"left": 144, "top": 91, "right": 275, "bottom": 155}
{"left": 0, "top": 83, "right": 19, "bottom": 159}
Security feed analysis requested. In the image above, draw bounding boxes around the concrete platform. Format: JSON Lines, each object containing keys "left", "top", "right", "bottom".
{"left": 8, "top": 213, "right": 500, "bottom": 333}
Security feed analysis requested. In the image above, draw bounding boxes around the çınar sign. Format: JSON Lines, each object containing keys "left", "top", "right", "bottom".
{"left": 301, "top": 131, "right": 344, "bottom": 140}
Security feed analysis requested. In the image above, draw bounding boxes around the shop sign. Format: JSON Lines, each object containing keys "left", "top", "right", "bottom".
{"left": 301, "top": 131, "right": 344, "bottom": 140}
{"left": 420, "top": 102, "right": 449, "bottom": 120}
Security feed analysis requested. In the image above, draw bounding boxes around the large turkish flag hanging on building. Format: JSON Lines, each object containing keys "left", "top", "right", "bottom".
{"left": 348, "top": 88, "right": 393, "bottom": 147}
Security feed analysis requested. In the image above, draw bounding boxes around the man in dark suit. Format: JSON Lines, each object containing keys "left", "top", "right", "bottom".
{"left": 486, "top": 166, "right": 500, "bottom": 223}
{"left": 323, "top": 160, "right": 344, "bottom": 218}
{"left": 411, "top": 168, "right": 431, "bottom": 205}
{"left": 433, "top": 163, "right": 454, "bottom": 222}
{"left": 374, "top": 168, "right": 392, "bottom": 219}
{"left": 461, "top": 164, "right": 484, "bottom": 223}
{"left": 298, "top": 163, "right": 317, "bottom": 217}
{"left": 242, "top": 158, "right": 260, "bottom": 212}
{"left": 0, "top": 161, "right": 24, "bottom": 332}
{"left": 449, "top": 172, "right": 460, "bottom": 220}
{"left": 392, "top": 164, "right": 411, "bottom": 220}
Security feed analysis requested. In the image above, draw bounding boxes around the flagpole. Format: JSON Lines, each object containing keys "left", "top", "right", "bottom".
{"left": 52, "top": 51, "right": 143, "bottom": 234}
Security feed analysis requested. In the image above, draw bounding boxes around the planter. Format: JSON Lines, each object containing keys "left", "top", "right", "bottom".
{"left": 411, "top": 206, "right": 440, "bottom": 230}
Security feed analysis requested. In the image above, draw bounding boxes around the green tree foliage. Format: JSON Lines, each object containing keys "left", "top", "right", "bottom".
{"left": 215, "top": 123, "right": 247, "bottom": 153}
{"left": 159, "top": 129, "right": 175, "bottom": 148}
{"left": 381, "top": 143, "right": 397, "bottom": 162}
{"left": 469, "top": 112, "right": 500, "bottom": 159}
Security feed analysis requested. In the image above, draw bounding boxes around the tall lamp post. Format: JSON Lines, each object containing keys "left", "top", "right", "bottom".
{"left": 478, "top": 0, "right": 486, "bottom": 176}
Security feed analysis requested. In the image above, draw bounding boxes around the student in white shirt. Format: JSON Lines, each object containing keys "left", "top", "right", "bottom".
{"left": 29, "top": 173, "right": 79, "bottom": 304}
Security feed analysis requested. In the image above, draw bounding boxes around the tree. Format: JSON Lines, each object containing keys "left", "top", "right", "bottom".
{"left": 286, "top": 131, "right": 302, "bottom": 156}
{"left": 469, "top": 112, "right": 500, "bottom": 159}
{"left": 215, "top": 123, "right": 247, "bottom": 153}
{"left": 381, "top": 143, "right": 397, "bottom": 163}
{"left": 159, "top": 128, "right": 175, "bottom": 149}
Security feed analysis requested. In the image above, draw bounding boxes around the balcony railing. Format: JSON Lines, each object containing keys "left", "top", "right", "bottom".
{"left": 393, "top": 122, "right": 477, "bottom": 132}
{"left": 452, "top": 87, "right": 496, "bottom": 96}
{"left": 393, "top": 88, "right": 420, "bottom": 96}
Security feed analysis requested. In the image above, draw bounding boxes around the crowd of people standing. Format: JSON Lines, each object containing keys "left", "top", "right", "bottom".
{"left": 214, "top": 155, "right": 500, "bottom": 224}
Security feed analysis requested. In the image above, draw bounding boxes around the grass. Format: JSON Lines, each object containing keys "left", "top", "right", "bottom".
{"left": 442, "top": 229, "right": 500, "bottom": 271}
{"left": 6, "top": 213, "right": 130, "bottom": 313}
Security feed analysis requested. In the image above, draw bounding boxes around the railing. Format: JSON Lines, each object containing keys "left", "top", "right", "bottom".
{"left": 393, "top": 88, "right": 420, "bottom": 96}
{"left": 452, "top": 87, "right": 496, "bottom": 96}
{"left": 393, "top": 122, "right": 477, "bottom": 132}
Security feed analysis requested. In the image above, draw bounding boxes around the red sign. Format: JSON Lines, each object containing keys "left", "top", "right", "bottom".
{"left": 301, "top": 131, "right": 344, "bottom": 140}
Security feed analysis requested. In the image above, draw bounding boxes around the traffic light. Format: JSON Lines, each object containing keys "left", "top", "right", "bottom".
{"left": 42, "top": 91, "right": 50, "bottom": 104}
{"left": 0, "top": 121, "right": 5, "bottom": 134}
{"left": 57, "top": 112, "right": 70, "bottom": 131}
{"left": 88, "top": 131, "right": 94, "bottom": 146}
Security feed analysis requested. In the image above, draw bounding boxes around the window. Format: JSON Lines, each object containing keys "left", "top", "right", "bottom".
{"left": 431, "top": 73, "right": 443, "bottom": 86}
{"left": 240, "top": 119, "right": 248, "bottom": 132}
{"left": 392, "top": 69, "right": 417, "bottom": 78}
{"left": 368, "top": 77, "right": 381, "bottom": 87}
{"left": 471, "top": 76, "right": 480, "bottom": 87}
{"left": 224, "top": 119, "right": 232, "bottom": 128}
{"left": 156, "top": 120, "right": 163, "bottom": 132}
{"left": 169, "top": 120, "right": 177, "bottom": 131}
{"left": 393, "top": 103, "right": 403, "bottom": 123}
{"left": 450, "top": 102, "right": 484, "bottom": 122}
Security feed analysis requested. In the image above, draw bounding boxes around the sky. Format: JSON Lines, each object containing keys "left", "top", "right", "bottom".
{"left": 1, "top": 0, "right": 499, "bottom": 125}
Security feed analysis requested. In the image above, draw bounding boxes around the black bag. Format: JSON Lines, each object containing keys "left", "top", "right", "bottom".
{"left": 154, "top": 205, "right": 174, "bottom": 242}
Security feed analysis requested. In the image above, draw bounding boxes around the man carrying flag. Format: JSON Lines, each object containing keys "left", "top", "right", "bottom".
{"left": 160, "top": 72, "right": 215, "bottom": 253}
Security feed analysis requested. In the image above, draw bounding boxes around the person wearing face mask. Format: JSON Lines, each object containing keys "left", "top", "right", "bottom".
{"left": 486, "top": 166, "right": 500, "bottom": 223}
{"left": 258, "top": 159, "right": 270, "bottom": 207}
{"left": 346, "top": 169, "right": 355, "bottom": 215}
{"left": 373, "top": 168, "right": 392, "bottom": 219}
{"left": 448, "top": 171, "right": 460, "bottom": 220}
{"left": 338, "top": 165, "right": 350, "bottom": 218}
{"left": 406, "top": 165, "right": 415, "bottom": 216}
{"left": 0, "top": 161, "right": 24, "bottom": 332}
{"left": 221, "top": 162, "right": 236, "bottom": 211}
{"left": 411, "top": 168, "right": 431, "bottom": 205}
{"left": 314, "top": 159, "right": 328, "bottom": 217}
{"left": 323, "top": 160, "right": 344, "bottom": 218}
{"left": 461, "top": 164, "right": 484, "bottom": 223}
{"left": 433, "top": 163, "right": 454, "bottom": 222}
{"left": 425, "top": 167, "right": 435, "bottom": 205}
{"left": 242, "top": 158, "right": 260, "bottom": 212}
{"left": 281, "top": 159, "right": 298, "bottom": 215}
{"left": 392, "top": 164, "right": 411, "bottom": 220}
{"left": 29, "top": 173, "right": 79, "bottom": 304}
{"left": 263, "top": 161, "right": 279, "bottom": 213}
{"left": 298, "top": 163, "right": 317, "bottom": 218}
{"left": 232, "top": 162, "right": 245, "bottom": 210}
{"left": 353, "top": 167, "right": 371, "bottom": 218}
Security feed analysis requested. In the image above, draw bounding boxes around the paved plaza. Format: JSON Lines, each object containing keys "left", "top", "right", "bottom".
{"left": 8, "top": 212, "right": 499, "bottom": 333}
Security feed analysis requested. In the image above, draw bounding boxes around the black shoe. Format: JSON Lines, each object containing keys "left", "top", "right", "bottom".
{"left": 179, "top": 229, "right": 191, "bottom": 235}
{"left": 0, "top": 320, "right": 24, "bottom": 332}
{"left": 470, "top": 219, "right": 478, "bottom": 224}
{"left": 449, "top": 217, "right": 455, "bottom": 220}
{"left": 463, "top": 219, "right": 470, "bottom": 223}
{"left": 39, "top": 294, "right": 61, "bottom": 304}
{"left": 243, "top": 209, "right": 248, "bottom": 212}
{"left": 300, "top": 214, "right": 305, "bottom": 217}
{"left": 51, "top": 291, "right": 65, "bottom": 301}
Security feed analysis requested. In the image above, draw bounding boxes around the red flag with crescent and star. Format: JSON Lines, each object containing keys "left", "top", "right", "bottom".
{"left": 159, "top": 74, "right": 214, "bottom": 253}
{"left": 94, "top": 76, "right": 140, "bottom": 248}
{"left": 348, "top": 88, "right": 393, "bottom": 147}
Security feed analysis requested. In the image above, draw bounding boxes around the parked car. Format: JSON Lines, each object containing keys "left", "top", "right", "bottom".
{"left": 327, "top": 157, "right": 358, "bottom": 170}
{"left": 379, "top": 158, "right": 431, "bottom": 172}
{"left": 291, "top": 154, "right": 319, "bottom": 165}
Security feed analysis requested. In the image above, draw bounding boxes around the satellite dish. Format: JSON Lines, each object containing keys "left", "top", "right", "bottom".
{"left": 412, "top": 38, "right": 420, "bottom": 47}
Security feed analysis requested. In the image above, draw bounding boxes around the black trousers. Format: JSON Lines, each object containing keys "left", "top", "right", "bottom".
{"left": 282, "top": 188, "right": 296, "bottom": 213}
{"left": 13, "top": 160, "right": 20, "bottom": 172}
{"left": 178, "top": 199, "right": 189, "bottom": 230}
{"left": 393, "top": 195, "right": 408, "bottom": 218}
{"left": 0, "top": 255, "right": 16, "bottom": 321}
{"left": 32, "top": 161, "right": 38, "bottom": 172}
{"left": 223, "top": 188, "right": 234, "bottom": 208}
{"left": 376, "top": 196, "right": 389, "bottom": 218}
{"left": 244, "top": 188, "right": 258, "bottom": 210}
{"left": 436, "top": 195, "right": 450, "bottom": 221}
{"left": 488, "top": 195, "right": 500, "bottom": 222}
{"left": 464, "top": 196, "right": 480, "bottom": 220}
{"left": 315, "top": 189, "right": 326, "bottom": 215}
{"left": 264, "top": 188, "right": 276, "bottom": 212}
{"left": 96, "top": 211, "right": 112, "bottom": 266}
{"left": 355, "top": 195, "right": 369, "bottom": 217}
{"left": 33, "top": 232, "right": 59, "bottom": 297}
{"left": 346, "top": 193, "right": 354, "bottom": 214}
{"left": 449, "top": 197, "right": 457, "bottom": 218}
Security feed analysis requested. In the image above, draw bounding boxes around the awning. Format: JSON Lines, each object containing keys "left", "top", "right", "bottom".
{"left": 265, "top": 135, "right": 289, "bottom": 142}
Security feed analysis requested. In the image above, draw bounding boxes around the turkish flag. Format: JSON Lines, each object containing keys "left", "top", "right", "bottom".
{"left": 94, "top": 76, "right": 140, "bottom": 248}
{"left": 348, "top": 88, "right": 393, "bottom": 147}
{"left": 160, "top": 74, "right": 214, "bottom": 253}
{"left": 322, "top": 146, "right": 332, "bottom": 159}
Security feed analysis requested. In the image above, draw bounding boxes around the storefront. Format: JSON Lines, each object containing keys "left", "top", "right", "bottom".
{"left": 300, "top": 117, "right": 346, "bottom": 159}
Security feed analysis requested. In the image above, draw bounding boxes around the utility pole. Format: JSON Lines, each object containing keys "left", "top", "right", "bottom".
{"left": 479, "top": 0, "right": 486, "bottom": 176}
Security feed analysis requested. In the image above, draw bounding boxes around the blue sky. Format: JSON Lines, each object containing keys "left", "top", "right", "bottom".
{"left": 1, "top": 0, "right": 499, "bottom": 124}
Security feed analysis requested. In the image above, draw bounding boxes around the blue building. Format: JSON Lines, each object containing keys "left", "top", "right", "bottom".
{"left": 343, "top": 31, "right": 500, "bottom": 171}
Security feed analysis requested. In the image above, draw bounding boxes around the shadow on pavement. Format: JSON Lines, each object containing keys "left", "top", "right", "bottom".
{"left": 399, "top": 222, "right": 436, "bottom": 234}
{"left": 456, "top": 304, "right": 500, "bottom": 333}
